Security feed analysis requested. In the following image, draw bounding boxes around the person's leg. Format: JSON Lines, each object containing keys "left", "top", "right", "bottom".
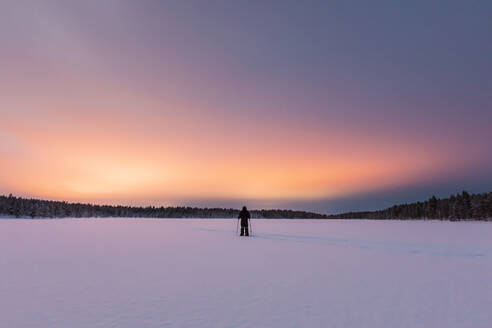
{"left": 245, "top": 224, "right": 249, "bottom": 236}
{"left": 240, "top": 225, "right": 244, "bottom": 236}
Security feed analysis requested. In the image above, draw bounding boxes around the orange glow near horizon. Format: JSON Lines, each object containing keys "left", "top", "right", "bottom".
{"left": 1, "top": 99, "right": 466, "bottom": 207}
{"left": 0, "top": 22, "right": 484, "bottom": 210}
{"left": 1, "top": 1, "right": 491, "bottom": 214}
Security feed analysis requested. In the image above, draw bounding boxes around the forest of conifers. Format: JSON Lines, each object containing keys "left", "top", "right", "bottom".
{"left": 0, "top": 194, "right": 325, "bottom": 219}
{"left": 0, "top": 191, "right": 491, "bottom": 220}
{"left": 328, "top": 191, "right": 492, "bottom": 221}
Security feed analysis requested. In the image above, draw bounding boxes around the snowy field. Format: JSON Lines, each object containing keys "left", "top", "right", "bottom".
{"left": 1, "top": 219, "right": 491, "bottom": 328}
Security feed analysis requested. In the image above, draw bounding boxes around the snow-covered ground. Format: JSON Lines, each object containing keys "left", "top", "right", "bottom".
{"left": 1, "top": 219, "right": 491, "bottom": 328}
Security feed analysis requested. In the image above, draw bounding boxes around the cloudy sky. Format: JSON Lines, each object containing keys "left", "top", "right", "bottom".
{"left": 1, "top": 0, "right": 491, "bottom": 213}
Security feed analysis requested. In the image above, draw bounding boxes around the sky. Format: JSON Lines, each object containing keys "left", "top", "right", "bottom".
{"left": 1, "top": 0, "right": 491, "bottom": 213}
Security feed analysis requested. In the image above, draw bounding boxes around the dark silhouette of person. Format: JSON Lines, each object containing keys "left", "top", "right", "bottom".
{"left": 238, "top": 206, "right": 251, "bottom": 236}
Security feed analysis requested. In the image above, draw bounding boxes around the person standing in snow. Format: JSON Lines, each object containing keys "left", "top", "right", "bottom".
{"left": 238, "top": 206, "right": 251, "bottom": 236}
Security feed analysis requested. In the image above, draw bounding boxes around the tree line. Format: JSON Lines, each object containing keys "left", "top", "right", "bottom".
{"left": 0, "top": 194, "right": 327, "bottom": 219}
{"left": 329, "top": 191, "right": 492, "bottom": 221}
{"left": 1, "top": 191, "right": 491, "bottom": 220}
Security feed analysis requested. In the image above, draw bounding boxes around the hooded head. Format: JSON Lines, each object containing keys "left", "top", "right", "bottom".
{"left": 242, "top": 206, "right": 247, "bottom": 212}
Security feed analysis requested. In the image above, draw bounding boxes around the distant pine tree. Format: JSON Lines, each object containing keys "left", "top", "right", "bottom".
{"left": 427, "top": 196, "right": 438, "bottom": 219}
{"left": 461, "top": 191, "right": 472, "bottom": 219}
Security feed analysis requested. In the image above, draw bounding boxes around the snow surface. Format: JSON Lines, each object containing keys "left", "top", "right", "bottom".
{"left": 1, "top": 219, "right": 491, "bottom": 328}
